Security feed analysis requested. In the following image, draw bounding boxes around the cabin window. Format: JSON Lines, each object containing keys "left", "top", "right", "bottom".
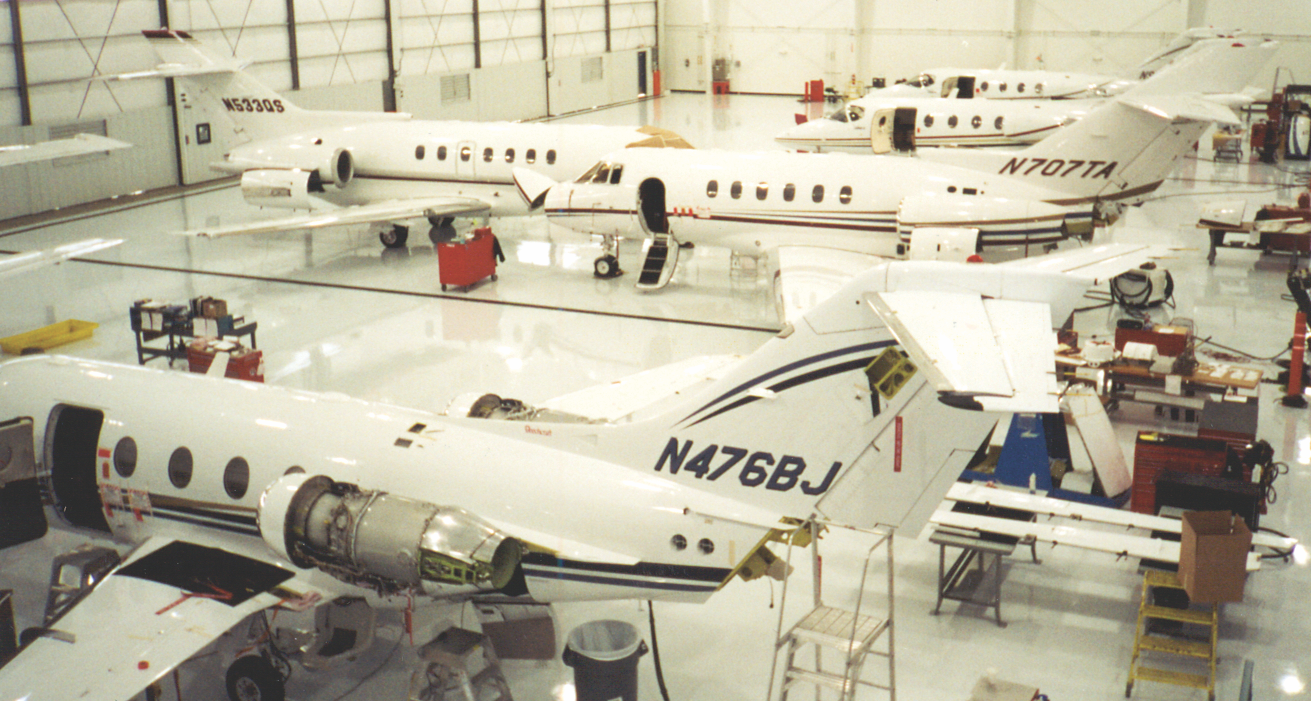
{"left": 609, "top": 165, "right": 623, "bottom": 184}
{"left": 526, "top": 149, "right": 537, "bottom": 164}
{"left": 460, "top": 146, "right": 472, "bottom": 161}
{"left": 947, "top": 116, "right": 958, "bottom": 128}
{"left": 980, "top": 81, "right": 989, "bottom": 91}
{"left": 168, "top": 447, "right": 193, "bottom": 489}
{"left": 1017, "top": 82, "right": 1026, "bottom": 94}
{"left": 415, "top": 145, "right": 425, "bottom": 160}
{"left": 505, "top": 148, "right": 515, "bottom": 163}
{"left": 839, "top": 186, "right": 853, "bottom": 204}
{"left": 224, "top": 457, "right": 250, "bottom": 499}
{"left": 783, "top": 183, "right": 795, "bottom": 202}
{"left": 971, "top": 115, "right": 982, "bottom": 129}
{"left": 546, "top": 150, "right": 557, "bottom": 165}
{"left": 1035, "top": 82, "right": 1045, "bottom": 95}
{"left": 999, "top": 82, "right": 1008, "bottom": 93}
{"left": 730, "top": 181, "right": 743, "bottom": 199}
{"left": 756, "top": 183, "right": 768, "bottom": 200}
{"left": 812, "top": 185, "right": 824, "bottom": 203}
{"left": 995, "top": 116, "right": 1004, "bottom": 130}
{"left": 948, "top": 186, "right": 957, "bottom": 193}
{"left": 113, "top": 436, "right": 137, "bottom": 478}
{"left": 924, "top": 114, "right": 934, "bottom": 128}
{"left": 592, "top": 165, "right": 611, "bottom": 184}
{"left": 437, "top": 146, "right": 448, "bottom": 161}
{"left": 483, "top": 147, "right": 494, "bottom": 162}
{"left": 707, "top": 180, "right": 718, "bottom": 198}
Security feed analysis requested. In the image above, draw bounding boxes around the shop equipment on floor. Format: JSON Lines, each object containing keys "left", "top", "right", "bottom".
{"left": 437, "top": 228, "right": 498, "bottom": 291}
{"left": 1126, "top": 569, "right": 1217, "bottom": 701}
{"left": 769, "top": 522, "right": 896, "bottom": 701}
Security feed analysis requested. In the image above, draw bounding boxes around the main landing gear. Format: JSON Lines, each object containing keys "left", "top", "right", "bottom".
{"left": 428, "top": 216, "right": 457, "bottom": 244}
{"left": 379, "top": 225, "right": 409, "bottom": 249}
{"left": 226, "top": 655, "right": 285, "bottom": 701}
{"left": 594, "top": 235, "right": 623, "bottom": 278}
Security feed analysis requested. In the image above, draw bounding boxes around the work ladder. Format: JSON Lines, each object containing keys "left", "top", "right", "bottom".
{"left": 1126, "top": 569, "right": 1218, "bottom": 701}
{"left": 768, "top": 522, "right": 896, "bottom": 701}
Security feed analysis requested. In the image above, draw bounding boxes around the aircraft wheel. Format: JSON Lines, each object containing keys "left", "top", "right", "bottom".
{"left": 379, "top": 225, "right": 409, "bottom": 249}
{"left": 226, "top": 656, "right": 285, "bottom": 701}
{"left": 428, "top": 223, "right": 457, "bottom": 244}
{"left": 594, "top": 254, "right": 620, "bottom": 278}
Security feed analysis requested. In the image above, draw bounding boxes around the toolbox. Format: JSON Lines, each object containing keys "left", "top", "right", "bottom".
{"left": 436, "top": 228, "right": 498, "bottom": 291}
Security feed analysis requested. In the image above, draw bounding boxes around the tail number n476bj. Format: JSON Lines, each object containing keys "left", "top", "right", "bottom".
{"left": 654, "top": 438, "right": 841, "bottom": 495}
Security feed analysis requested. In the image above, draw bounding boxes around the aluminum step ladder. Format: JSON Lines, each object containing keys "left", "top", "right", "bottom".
{"left": 1126, "top": 569, "right": 1218, "bottom": 701}
{"left": 635, "top": 233, "right": 679, "bottom": 289}
{"left": 769, "top": 522, "right": 896, "bottom": 701}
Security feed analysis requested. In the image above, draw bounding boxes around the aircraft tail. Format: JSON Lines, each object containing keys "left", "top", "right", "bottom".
{"left": 138, "top": 30, "right": 390, "bottom": 143}
{"left": 988, "top": 38, "right": 1277, "bottom": 205}
{"left": 594, "top": 259, "right": 1102, "bottom": 533}
{"left": 1130, "top": 27, "right": 1239, "bottom": 80}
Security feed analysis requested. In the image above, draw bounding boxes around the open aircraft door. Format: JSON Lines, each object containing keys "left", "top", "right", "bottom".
{"left": 871, "top": 108, "right": 917, "bottom": 155}
{"left": 0, "top": 418, "right": 47, "bottom": 548}
{"left": 46, "top": 405, "right": 110, "bottom": 534}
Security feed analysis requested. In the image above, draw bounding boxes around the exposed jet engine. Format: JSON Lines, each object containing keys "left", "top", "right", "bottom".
{"left": 258, "top": 473, "right": 523, "bottom": 596}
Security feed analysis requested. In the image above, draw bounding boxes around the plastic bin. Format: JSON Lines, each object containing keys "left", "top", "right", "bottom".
{"left": 0, "top": 320, "right": 97, "bottom": 354}
{"left": 562, "top": 620, "right": 648, "bottom": 701}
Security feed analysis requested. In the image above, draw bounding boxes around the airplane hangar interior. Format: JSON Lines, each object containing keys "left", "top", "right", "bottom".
{"left": 3, "top": 2, "right": 1311, "bottom": 701}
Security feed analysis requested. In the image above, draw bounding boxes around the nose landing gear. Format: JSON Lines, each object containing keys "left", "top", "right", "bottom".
{"left": 594, "top": 235, "right": 623, "bottom": 278}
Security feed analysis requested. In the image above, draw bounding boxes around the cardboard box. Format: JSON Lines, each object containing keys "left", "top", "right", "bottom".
{"left": 1179, "top": 510, "right": 1252, "bottom": 603}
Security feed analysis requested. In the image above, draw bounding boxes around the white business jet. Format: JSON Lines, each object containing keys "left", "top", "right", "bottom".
{"left": 119, "top": 30, "right": 690, "bottom": 247}
{"left": 0, "top": 244, "right": 1157, "bottom": 701}
{"left": 517, "top": 39, "right": 1274, "bottom": 301}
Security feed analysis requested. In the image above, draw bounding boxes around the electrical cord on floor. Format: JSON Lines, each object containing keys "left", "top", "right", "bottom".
{"left": 1257, "top": 525, "right": 1297, "bottom": 561}
{"left": 648, "top": 601, "right": 672, "bottom": 701}
{"left": 1195, "top": 336, "right": 1292, "bottom": 363}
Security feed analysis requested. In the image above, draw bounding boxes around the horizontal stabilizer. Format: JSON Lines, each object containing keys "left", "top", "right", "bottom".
{"left": 0, "top": 134, "right": 131, "bottom": 167}
{"left": 1119, "top": 95, "right": 1243, "bottom": 125}
{"left": 773, "top": 246, "right": 885, "bottom": 325}
{"left": 865, "top": 291, "right": 1058, "bottom": 413}
{"left": 1001, "top": 242, "right": 1174, "bottom": 285}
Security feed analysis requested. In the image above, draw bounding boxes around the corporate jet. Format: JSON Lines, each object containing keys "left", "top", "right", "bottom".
{"left": 517, "top": 39, "right": 1274, "bottom": 305}
{"left": 0, "top": 242, "right": 1164, "bottom": 701}
{"left": 119, "top": 30, "right": 691, "bottom": 248}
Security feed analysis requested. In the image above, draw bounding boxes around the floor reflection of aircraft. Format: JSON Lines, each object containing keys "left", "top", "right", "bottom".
{"left": 0, "top": 247, "right": 1155, "bottom": 701}
{"left": 523, "top": 40, "right": 1275, "bottom": 306}
{"left": 116, "top": 30, "right": 691, "bottom": 248}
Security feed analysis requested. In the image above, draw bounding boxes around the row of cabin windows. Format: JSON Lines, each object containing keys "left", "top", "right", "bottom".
{"left": 706, "top": 181, "right": 853, "bottom": 205}
{"left": 111, "top": 435, "right": 305, "bottom": 501}
{"left": 924, "top": 114, "right": 1005, "bottom": 130}
{"left": 413, "top": 145, "right": 557, "bottom": 166}
{"left": 979, "top": 80, "right": 1043, "bottom": 95}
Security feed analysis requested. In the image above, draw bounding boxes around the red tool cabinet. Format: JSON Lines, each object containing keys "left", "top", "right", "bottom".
{"left": 437, "top": 228, "right": 498, "bottom": 291}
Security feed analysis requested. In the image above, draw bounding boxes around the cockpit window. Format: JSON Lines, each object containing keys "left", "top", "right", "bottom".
{"left": 576, "top": 162, "right": 606, "bottom": 184}
{"left": 592, "top": 164, "right": 611, "bottom": 184}
{"left": 847, "top": 105, "right": 864, "bottom": 122}
{"left": 827, "top": 108, "right": 850, "bottom": 123}
{"left": 609, "top": 165, "right": 623, "bottom": 184}
{"left": 907, "top": 73, "right": 934, "bottom": 88}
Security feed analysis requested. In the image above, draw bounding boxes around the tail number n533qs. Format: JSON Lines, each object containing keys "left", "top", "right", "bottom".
{"left": 654, "top": 438, "right": 841, "bottom": 495}
{"left": 221, "top": 97, "right": 286, "bottom": 113}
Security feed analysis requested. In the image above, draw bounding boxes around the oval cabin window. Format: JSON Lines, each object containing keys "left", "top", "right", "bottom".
{"left": 113, "top": 436, "right": 137, "bottom": 478}
{"left": 168, "top": 447, "right": 193, "bottom": 489}
{"left": 224, "top": 457, "right": 250, "bottom": 499}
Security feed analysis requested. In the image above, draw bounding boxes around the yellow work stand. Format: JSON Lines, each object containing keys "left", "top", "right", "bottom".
{"left": 1126, "top": 569, "right": 1218, "bottom": 701}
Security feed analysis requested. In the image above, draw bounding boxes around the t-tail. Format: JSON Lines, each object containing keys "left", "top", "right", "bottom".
{"left": 139, "top": 29, "right": 407, "bottom": 143}
{"left": 966, "top": 38, "right": 1277, "bottom": 206}
{"left": 592, "top": 254, "right": 1135, "bottom": 533}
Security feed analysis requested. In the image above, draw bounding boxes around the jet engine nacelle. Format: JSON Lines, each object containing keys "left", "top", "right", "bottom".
{"left": 227, "top": 144, "right": 354, "bottom": 191}
{"left": 240, "top": 169, "right": 317, "bottom": 210}
{"left": 258, "top": 473, "right": 523, "bottom": 596}
{"left": 897, "top": 194, "right": 1094, "bottom": 254}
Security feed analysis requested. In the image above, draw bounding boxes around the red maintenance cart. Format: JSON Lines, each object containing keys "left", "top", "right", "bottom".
{"left": 437, "top": 227, "right": 499, "bottom": 291}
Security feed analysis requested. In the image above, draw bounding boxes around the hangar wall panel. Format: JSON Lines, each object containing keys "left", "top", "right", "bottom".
{"left": 397, "top": 61, "right": 547, "bottom": 121}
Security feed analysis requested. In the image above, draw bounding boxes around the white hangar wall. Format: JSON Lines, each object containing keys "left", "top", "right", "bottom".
{"left": 0, "top": 0, "right": 655, "bottom": 221}
{"left": 662, "top": 0, "right": 1311, "bottom": 95}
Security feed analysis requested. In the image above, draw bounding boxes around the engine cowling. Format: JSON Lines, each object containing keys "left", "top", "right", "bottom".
{"left": 226, "top": 143, "right": 354, "bottom": 191}
{"left": 897, "top": 194, "right": 1094, "bottom": 254}
{"left": 241, "top": 169, "right": 316, "bottom": 209}
{"left": 258, "top": 473, "right": 523, "bottom": 596}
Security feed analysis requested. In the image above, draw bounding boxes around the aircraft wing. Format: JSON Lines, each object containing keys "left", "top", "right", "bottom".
{"left": 865, "top": 291, "right": 1059, "bottom": 413}
{"left": 0, "top": 134, "right": 131, "bottom": 167}
{"left": 0, "top": 537, "right": 333, "bottom": 701}
{"left": 999, "top": 242, "right": 1173, "bottom": 285}
{"left": 773, "top": 246, "right": 885, "bottom": 325}
{"left": 183, "top": 196, "right": 493, "bottom": 238}
{"left": 0, "top": 238, "right": 123, "bottom": 280}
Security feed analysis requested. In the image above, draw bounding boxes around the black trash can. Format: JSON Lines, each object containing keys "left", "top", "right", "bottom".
{"left": 562, "top": 620, "right": 648, "bottom": 701}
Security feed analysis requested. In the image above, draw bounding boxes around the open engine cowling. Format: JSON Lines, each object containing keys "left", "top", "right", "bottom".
{"left": 258, "top": 473, "right": 523, "bottom": 596}
{"left": 897, "top": 194, "right": 1094, "bottom": 253}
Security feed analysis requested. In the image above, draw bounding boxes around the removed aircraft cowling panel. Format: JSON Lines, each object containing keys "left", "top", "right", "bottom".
{"left": 628, "top": 125, "right": 695, "bottom": 149}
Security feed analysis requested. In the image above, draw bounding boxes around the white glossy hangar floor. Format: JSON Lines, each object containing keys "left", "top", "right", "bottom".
{"left": 2, "top": 92, "right": 1310, "bottom": 701}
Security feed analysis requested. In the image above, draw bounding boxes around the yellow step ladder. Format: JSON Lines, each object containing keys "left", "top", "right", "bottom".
{"left": 1126, "top": 569, "right": 1217, "bottom": 701}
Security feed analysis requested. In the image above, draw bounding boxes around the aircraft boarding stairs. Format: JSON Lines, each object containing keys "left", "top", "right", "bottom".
{"left": 635, "top": 233, "right": 679, "bottom": 290}
{"left": 769, "top": 522, "right": 896, "bottom": 701}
